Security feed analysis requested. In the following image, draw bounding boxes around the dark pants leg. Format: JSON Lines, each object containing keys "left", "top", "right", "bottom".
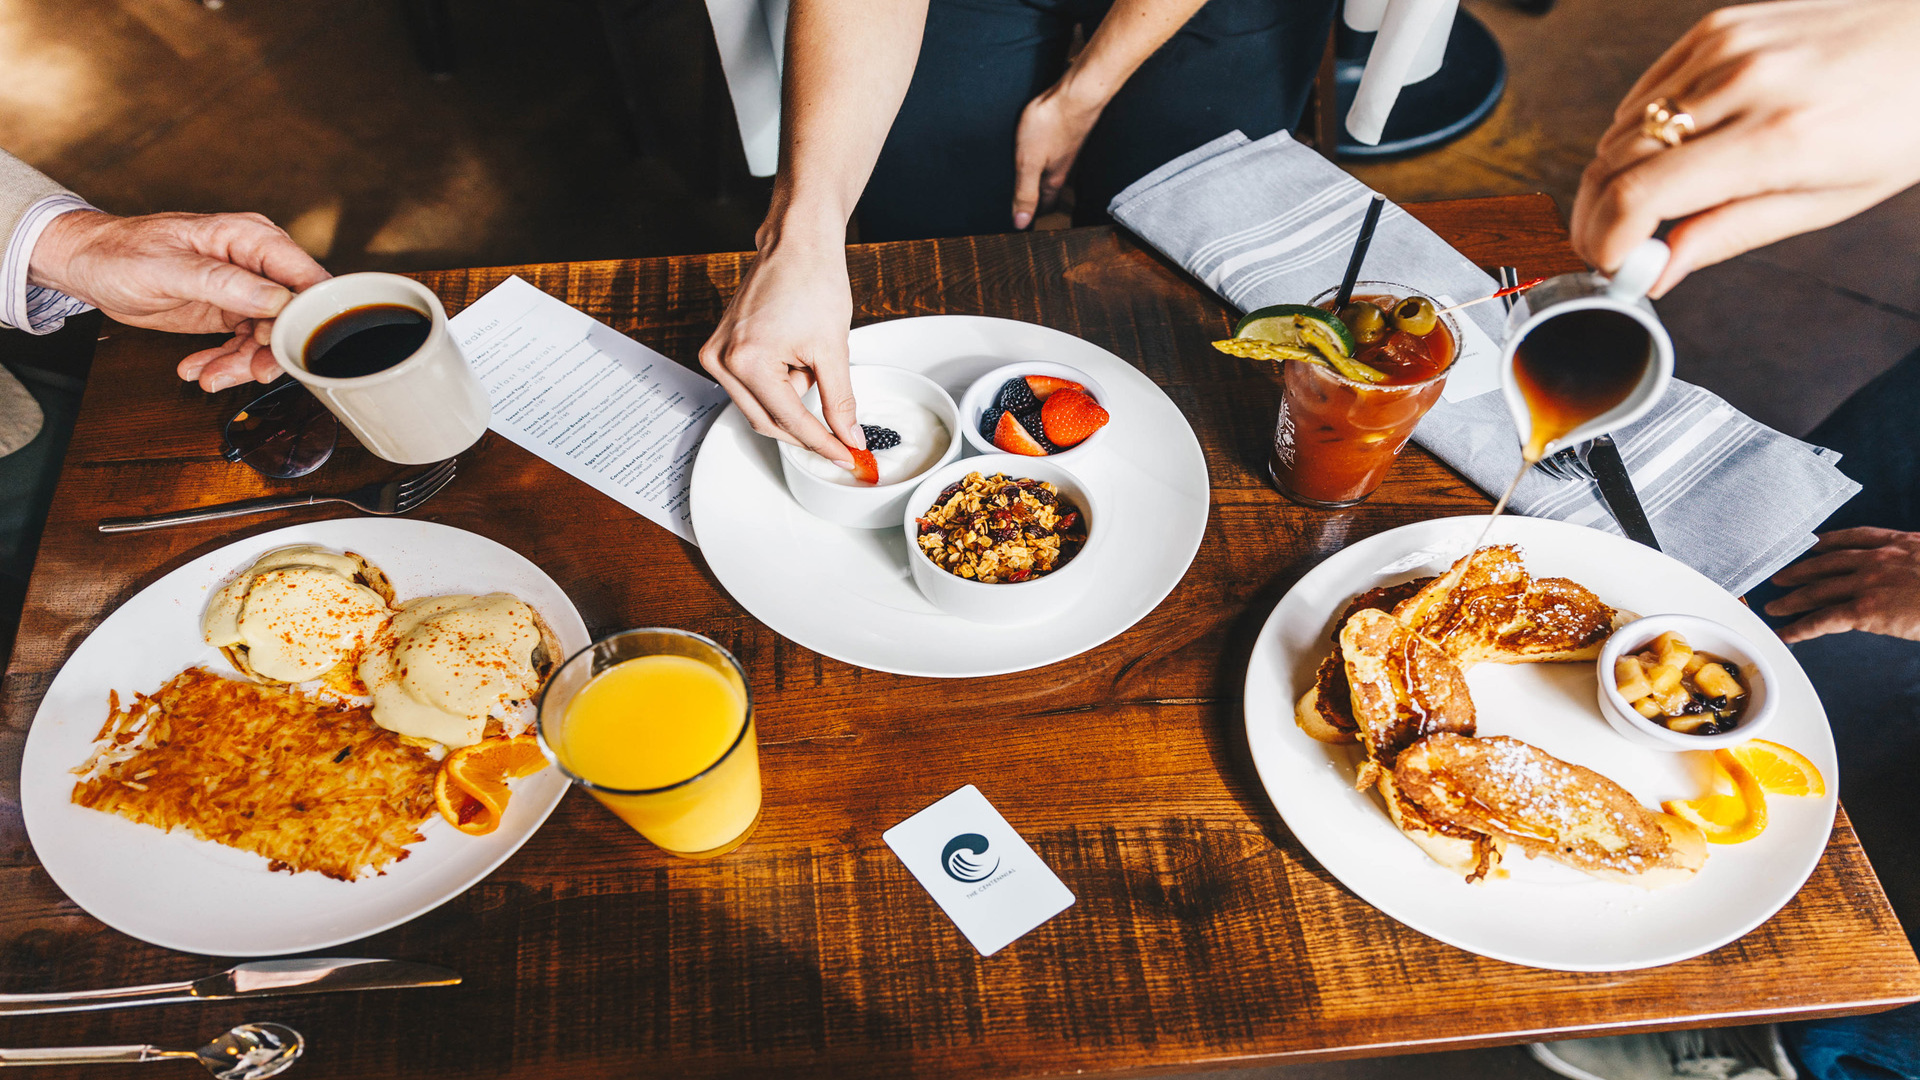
{"left": 859, "top": 0, "right": 1337, "bottom": 241}
{"left": 1070, "top": 0, "right": 1337, "bottom": 226}
{"left": 858, "top": 0, "right": 1074, "bottom": 241}
{"left": 1775, "top": 347, "right": 1920, "bottom": 1077}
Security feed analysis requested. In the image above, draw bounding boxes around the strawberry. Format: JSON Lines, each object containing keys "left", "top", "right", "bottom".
{"left": 992, "top": 410, "right": 1049, "bottom": 456}
{"left": 849, "top": 446, "right": 880, "bottom": 484}
{"left": 1039, "top": 388, "right": 1109, "bottom": 447}
{"left": 1025, "top": 375, "right": 1084, "bottom": 401}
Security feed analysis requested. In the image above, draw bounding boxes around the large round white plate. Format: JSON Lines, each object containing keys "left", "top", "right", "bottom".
{"left": 690, "top": 316, "right": 1210, "bottom": 677}
{"left": 1243, "top": 515, "right": 1838, "bottom": 971}
{"left": 21, "top": 519, "right": 589, "bottom": 957}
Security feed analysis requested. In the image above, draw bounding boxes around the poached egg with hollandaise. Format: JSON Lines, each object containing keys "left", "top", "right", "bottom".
{"left": 202, "top": 546, "right": 394, "bottom": 683}
{"left": 357, "top": 593, "right": 557, "bottom": 748}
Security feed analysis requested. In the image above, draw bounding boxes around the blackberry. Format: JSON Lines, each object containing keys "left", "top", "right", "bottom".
{"left": 979, "top": 407, "right": 1008, "bottom": 442}
{"left": 861, "top": 424, "right": 901, "bottom": 450}
{"left": 995, "top": 377, "right": 1038, "bottom": 413}
{"left": 1015, "top": 409, "right": 1058, "bottom": 453}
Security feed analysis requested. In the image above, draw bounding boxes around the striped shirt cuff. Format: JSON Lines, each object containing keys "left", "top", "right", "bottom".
{"left": 4, "top": 194, "right": 98, "bottom": 335}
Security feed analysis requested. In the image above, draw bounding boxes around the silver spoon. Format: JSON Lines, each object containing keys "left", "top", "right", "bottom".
{"left": 0, "top": 1022, "right": 303, "bottom": 1077}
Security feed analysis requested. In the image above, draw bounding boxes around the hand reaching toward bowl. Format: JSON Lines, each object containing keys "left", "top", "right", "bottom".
{"left": 1767, "top": 527, "right": 1920, "bottom": 644}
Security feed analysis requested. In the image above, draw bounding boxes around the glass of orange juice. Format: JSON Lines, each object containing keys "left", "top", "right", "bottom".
{"left": 536, "top": 629, "right": 761, "bottom": 859}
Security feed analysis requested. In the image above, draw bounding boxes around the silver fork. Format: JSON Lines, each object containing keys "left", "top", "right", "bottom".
{"left": 98, "top": 459, "right": 457, "bottom": 533}
{"left": 1535, "top": 444, "right": 1594, "bottom": 481}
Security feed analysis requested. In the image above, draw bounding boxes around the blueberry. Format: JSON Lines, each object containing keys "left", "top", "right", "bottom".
{"left": 862, "top": 424, "right": 901, "bottom": 450}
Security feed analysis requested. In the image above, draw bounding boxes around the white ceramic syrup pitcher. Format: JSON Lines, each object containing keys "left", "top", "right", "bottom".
{"left": 1499, "top": 238, "right": 1675, "bottom": 459}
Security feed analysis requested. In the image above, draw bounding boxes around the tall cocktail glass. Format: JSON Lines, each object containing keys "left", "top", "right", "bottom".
{"left": 1268, "top": 282, "right": 1461, "bottom": 508}
{"left": 536, "top": 628, "right": 761, "bottom": 859}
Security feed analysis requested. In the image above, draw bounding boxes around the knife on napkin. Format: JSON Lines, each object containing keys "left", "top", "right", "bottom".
{"left": 0, "top": 958, "right": 460, "bottom": 1016}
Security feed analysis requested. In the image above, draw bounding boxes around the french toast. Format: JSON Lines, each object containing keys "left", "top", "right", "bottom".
{"left": 1294, "top": 547, "right": 1626, "bottom": 744}
{"left": 1392, "top": 546, "right": 1624, "bottom": 666}
{"left": 1294, "top": 578, "right": 1436, "bottom": 744}
{"left": 1338, "top": 608, "right": 1475, "bottom": 787}
{"left": 1390, "top": 734, "right": 1707, "bottom": 888}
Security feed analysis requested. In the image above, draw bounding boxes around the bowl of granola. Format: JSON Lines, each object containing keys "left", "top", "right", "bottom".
{"left": 778, "top": 365, "right": 964, "bottom": 529}
{"left": 903, "top": 455, "right": 1102, "bottom": 624}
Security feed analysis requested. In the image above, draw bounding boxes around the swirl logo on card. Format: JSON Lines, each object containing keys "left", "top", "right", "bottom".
{"left": 941, "top": 833, "right": 999, "bottom": 883}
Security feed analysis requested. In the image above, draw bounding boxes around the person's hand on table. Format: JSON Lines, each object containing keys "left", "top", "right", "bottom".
{"left": 1766, "top": 527, "right": 1920, "bottom": 643}
{"left": 27, "top": 209, "right": 330, "bottom": 392}
{"left": 1572, "top": 0, "right": 1920, "bottom": 296}
{"left": 699, "top": 225, "right": 863, "bottom": 468}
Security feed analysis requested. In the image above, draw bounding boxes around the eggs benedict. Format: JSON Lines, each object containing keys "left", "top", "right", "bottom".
{"left": 358, "top": 593, "right": 559, "bottom": 748}
{"left": 202, "top": 546, "right": 395, "bottom": 684}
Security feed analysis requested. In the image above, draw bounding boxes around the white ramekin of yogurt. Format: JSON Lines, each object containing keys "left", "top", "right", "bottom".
{"left": 779, "top": 366, "right": 963, "bottom": 529}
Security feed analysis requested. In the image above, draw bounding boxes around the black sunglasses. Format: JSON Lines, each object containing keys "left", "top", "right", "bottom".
{"left": 221, "top": 379, "right": 338, "bottom": 479}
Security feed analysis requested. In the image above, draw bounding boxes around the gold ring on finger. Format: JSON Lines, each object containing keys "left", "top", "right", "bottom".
{"left": 1641, "top": 97, "right": 1696, "bottom": 148}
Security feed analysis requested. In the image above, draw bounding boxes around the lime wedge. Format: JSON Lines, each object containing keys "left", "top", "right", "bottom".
{"left": 1231, "top": 304, "right": 1387, "bottom": 383}
{"left": 1234, "top": 304, "right": 1359, "bottom": 358}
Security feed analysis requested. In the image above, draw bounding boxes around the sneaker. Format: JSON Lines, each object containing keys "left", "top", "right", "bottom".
{"left": 1529, "top": 1026, "right": 1796, "bottom": 1080}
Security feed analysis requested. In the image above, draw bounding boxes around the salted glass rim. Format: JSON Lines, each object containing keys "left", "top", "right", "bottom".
{"left": 1300, "top": 280, "right": 1464, "bottom": 392}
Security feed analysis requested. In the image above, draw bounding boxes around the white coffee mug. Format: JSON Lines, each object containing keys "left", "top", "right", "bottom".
{"left": 1499, "top": 238, "right": 1675, "bottom": 457}
{"left": 270, "top": 273, "right": 490, "bottom": 464}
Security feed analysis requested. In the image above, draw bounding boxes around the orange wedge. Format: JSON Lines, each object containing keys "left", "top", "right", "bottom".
{"left": 1663, "top": 750, "right": 1768, "bottom": 844}
{"left": 434, "top": 733, "right": 549, "bottom": 836}
{"left": 1728, "top": 739, "right": 1825, "bottom": 797}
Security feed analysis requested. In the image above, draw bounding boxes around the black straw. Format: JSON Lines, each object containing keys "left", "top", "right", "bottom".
{"left": 1333, "top": 194, "right": 1386, "bottom": 312}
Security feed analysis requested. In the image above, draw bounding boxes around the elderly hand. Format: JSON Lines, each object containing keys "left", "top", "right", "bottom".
{"left": 1011, "top": 81, "right": 1106, "bottom": 230}
{"left": 1766, "top": 527, "right": 1920, "bottom": 644}
{"left": 1572, "top": 0, "right": 1920, "bottom": 296}
{"left": 28, "top": 209, "right": 330, "bottom": 392}
{"left": 698, "top": 228, "right": 863, "bottom": 468}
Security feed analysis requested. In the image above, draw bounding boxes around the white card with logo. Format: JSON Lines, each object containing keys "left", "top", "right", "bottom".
{"left": 883, "top": 785, "right": 1075, "bottom": 957}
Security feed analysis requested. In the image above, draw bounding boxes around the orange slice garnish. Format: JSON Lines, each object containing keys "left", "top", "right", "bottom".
{"left": 1727, "top": 739, "right": 1825, "bottom": 797}
{"left": 434, "top": 733, "right": 549, "bottom": 836}
{"left": 1663, "top": 749, "right": 1768, "bottom": 844}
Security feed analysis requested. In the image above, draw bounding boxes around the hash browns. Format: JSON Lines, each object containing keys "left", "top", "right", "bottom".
{"left": 72, "top": 667, "right": 439, "bottom": 881}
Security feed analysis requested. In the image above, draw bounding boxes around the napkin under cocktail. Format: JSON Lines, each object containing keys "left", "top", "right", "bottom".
{"left": 1109, "top": 130, "right": 1862, "bottom": 595}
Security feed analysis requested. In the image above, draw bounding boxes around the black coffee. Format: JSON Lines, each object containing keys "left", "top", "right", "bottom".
{"left": 305, "top": 304, "right": 431, "bottom": 379}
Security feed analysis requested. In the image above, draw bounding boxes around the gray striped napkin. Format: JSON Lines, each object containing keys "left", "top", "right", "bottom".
{"left": 1109, "top": 128, "right": 1862, "bottom": 597}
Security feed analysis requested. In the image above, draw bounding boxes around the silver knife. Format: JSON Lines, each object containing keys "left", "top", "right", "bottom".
{"left": 1581, "top": 435, "right": 1662, "bottom": 550}
{"left": 0, "top": 958, "right": 459, "bottom": 1016}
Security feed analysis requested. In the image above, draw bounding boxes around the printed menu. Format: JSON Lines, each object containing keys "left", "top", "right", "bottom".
{"left": 449, "top": 275, "right": 728, "bottom": 545}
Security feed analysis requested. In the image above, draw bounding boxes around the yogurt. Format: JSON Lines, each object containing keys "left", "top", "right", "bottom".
{"left": 798, "top": 400, "right": 950, "bottom": 486}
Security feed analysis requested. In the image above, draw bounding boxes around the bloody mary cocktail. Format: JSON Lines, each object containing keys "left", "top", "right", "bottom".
{"left": 1268, "top": 284, "right": 1460, "bottom": 508}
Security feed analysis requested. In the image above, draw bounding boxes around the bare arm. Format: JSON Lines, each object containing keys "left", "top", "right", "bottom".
{"left": 1011, "top": 0, "right": 1207, "bottom": 229}
{"left": 698, "top": 0, "right": 929, "bottom": 467}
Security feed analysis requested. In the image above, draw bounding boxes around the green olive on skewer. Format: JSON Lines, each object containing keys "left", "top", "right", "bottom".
{"left": 1337, "top": 301, "right": 1390, "bottom": 346}
{"left": 1391, "top": 296, "right": 1439, "bottom": 336}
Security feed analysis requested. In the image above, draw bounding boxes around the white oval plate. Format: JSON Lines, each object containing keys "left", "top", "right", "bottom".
{"left": 1243, "top": 515, "right": 1838, "bottom": 971}
{"left": 689, "top": 316, "right": 1210, "bottom": 677}
{"left": 21, "top": 518, "right": 589, "bottom": 956}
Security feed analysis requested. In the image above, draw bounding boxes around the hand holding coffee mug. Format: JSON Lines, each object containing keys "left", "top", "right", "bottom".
{"left": 269, "top": 273, "right": 491, "bottom": 464}
{"left": 1500, "top": 238, "right": 1676, "bottom": 462}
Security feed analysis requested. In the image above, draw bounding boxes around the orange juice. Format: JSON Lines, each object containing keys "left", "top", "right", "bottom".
{"left": 558, "top": 654, "right": 761, "bottom": 857}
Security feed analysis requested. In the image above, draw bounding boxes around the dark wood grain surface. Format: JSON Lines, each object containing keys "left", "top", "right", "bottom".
{"left": 2, "top": 196, "right": 1915, "bottom": 1079}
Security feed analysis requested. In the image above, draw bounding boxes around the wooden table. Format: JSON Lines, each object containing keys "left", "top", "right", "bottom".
{"left": 3, "top": 196, "right": 1916, "bottom": 1079}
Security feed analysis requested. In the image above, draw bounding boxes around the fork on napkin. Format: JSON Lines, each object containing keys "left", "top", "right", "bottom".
{"left": 1108, "top": 129, "right": 1861, "bottom": 596}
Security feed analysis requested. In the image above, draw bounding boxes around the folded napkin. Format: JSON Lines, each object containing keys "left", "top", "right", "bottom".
{"left": 1419, "top": 383, "right": 1860, "bottom": 596}
{"left": 1109, "top": 129, "right": 1863, "bottom": 597}
{"left": 1343, "top": 0, "right": 1459, "bottom": 146}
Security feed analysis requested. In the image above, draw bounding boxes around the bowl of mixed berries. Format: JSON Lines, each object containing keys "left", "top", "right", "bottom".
{"left": 959, "top": 361, "right": 1111, "bottom": 462}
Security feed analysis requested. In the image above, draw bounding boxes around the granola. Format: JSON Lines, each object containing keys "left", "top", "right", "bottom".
{"left": 914, "top": 472, "right": 1087, "bottom": 583}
